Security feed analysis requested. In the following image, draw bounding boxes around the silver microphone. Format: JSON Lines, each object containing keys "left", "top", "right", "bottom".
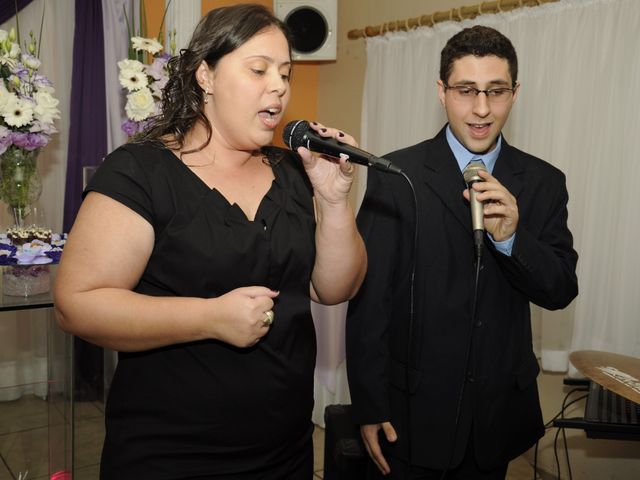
{"left": 463, "top": 161, "right": 487, "bottom": 257}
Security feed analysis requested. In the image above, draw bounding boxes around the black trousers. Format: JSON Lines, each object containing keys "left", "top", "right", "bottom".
{"left": 100, "top": 435, "right": 313, "bottom": 480}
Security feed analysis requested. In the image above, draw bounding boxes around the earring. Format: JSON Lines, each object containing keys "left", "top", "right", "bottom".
{"left": 204, "top": 89, "right": 209, "bottom": 104}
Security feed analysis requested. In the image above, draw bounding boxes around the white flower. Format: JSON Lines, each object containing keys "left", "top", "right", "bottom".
{"left": 34, "top": 83, "right": 54, "bottom": 94}
{"left": 17, "top": 239, "right": 53, "bottom": 265}
{"left": 131, "top": 36, "right": 163, "bottom": 55}
{"left": 22, "top": 54, "right": 41, "bottom": 70}
{"left": 117, "top": 58, "right": 144, "bottom": 72}
{"left": 3, "top": 96, "right": 34, "bottom": 127}
{"left": 34, "top": 91, "right": 61, "bottom": 124}
{"left": 119, "top": 32, "right": 174, "bottom": 134}
{"left": 119, "top": 68, "right": 148, "bottom": 92}
{"left": 8, "top": 43, "right": 20, "bottom": 59}
{"left": 0, "top": 125, "right": 9, "bottom": 153}
{"left": 0, "top": 25, "right": 59, "bottom": 150}
{"left": 125, "top": 87, "right": 156, "bottom": 121}
{"left": 0, "top": 82, "right": 10, "bottom": 110}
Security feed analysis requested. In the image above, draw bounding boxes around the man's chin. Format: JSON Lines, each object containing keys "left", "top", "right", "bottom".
{"left": 467, "top": 138, "right": 497, "bottom": 154}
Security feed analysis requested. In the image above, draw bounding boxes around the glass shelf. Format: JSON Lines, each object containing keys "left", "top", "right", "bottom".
{"left": 0, "top": 264, "right": 73, "bottom": 478}
{"left": 0, "top": 265, "right": 57, "bottom": 311}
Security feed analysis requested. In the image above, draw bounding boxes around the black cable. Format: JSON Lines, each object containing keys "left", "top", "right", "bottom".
{"left": 543, "top": 393, "right": 588, "bottom": 428}
{"left": 399, "top": 172, "right": 482, "bottom": 479}
{"left": 533, "top": 388, "right": 587, "bottom": 479}
{"left": 553, "top": 427, "right": 562, "bottom": 478}
{"left": 437, "top": 235, "right": 483, "bottom": 480}
{"left": 397, "top": 169, "right": 480, "bottom": 480}
{"left": 562, "top": 387, "right": 588, "bottom": 413}
{"left": 401, "top": 170, "right": 418, "bottom": 470}
{"left": 562, "top": 427, "right": 572, "bottom": 480}
{"left": 559, "top": 388, "right": 585, "bottom": 480}
{"left": 533, "top": 441, "right": 539, "bottom": 480}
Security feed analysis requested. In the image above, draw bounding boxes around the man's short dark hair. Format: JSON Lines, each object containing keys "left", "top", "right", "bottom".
{"left": 440, "top": 25, "right": 518, "bottom": 86}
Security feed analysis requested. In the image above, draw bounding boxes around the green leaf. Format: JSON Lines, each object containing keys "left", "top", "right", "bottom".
{"left": 37, "top": 1, "right": 45, "bottom": 58}
{"left": 123, "top": 3, "right": 136, "bottom": 60}
{"left": 13, "top": 0, "right": 21, "bottom": 46}
{"left": 157, "top": 0, "right": 173, "bottom": 44}
{"left": 140, "top": 0, "right": 146, "bottom": 41}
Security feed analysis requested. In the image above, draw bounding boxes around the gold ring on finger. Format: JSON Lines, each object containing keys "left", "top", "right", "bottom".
{"left": 263, "top": 310, "right": 275, "bottom": 326}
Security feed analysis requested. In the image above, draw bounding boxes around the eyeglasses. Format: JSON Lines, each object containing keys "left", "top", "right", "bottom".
{"left": 444, "top": 84, "right": 516, "bottom": 104}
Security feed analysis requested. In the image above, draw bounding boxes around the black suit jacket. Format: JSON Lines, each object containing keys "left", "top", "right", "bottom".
{"left": 346, "top": 127, "right": 578, "bottom": 470}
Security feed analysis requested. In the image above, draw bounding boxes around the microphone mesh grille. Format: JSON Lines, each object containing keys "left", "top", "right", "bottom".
{"left": 463, "top": 161, "right": 487, "bottom": 184}
{"left": 282, "top": 120, "right": 310, "bottom": 150}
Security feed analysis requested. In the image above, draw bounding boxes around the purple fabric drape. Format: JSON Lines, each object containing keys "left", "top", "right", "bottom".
{"left": 0, "top": 0, "right": 34, "bottom": 25}
{"left": 63, "top": 0, "right": 107, "bottom": 232}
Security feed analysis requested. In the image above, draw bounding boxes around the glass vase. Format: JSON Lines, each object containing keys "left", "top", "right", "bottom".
{"left": 2, "top": 264, "right": 51, "bottom": 296}
{"left": 0, "top": 146, "right": 42, "bottom": 226}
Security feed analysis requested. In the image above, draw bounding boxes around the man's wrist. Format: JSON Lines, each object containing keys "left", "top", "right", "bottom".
{"left": 489, "top": 232, "right": 515, "bottom": 256}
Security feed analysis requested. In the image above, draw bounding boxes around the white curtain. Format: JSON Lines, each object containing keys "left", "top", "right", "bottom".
{"left": 359, "top": 0, "right": 640, "bottom": 375}
{"left": 165, "top": 0, "right": 201, "bottom": 53}
{"left": 311, "top": 302, "right": 351, "bottom": 426}
{"left": 102, "top": 0, "right": 136, "bottom": 153}
{"left": 0, "top": 0, "right": 74, "bottom": 401}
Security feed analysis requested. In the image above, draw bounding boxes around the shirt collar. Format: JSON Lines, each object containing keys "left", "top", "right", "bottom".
{"left": 445, "top": 124, "right": 502, "bottom": 174}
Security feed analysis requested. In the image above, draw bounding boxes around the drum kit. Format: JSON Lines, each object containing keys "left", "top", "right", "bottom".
{"left": 569, "top": 350, "right": 640, "bottom": 404}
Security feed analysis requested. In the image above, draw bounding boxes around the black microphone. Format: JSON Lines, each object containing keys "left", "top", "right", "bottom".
{"left": 282, "top": 120, "right": 402, "bottom": 174}
{"left": 462, "top": 161, "right": 487, "bottom": 258}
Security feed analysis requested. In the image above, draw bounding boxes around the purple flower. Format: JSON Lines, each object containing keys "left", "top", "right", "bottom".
{"left": 8, "top": 264, "right": 50, "bottom": 275}
{"left": 147, "top": 56, "right": 169, "bottom": 80}
{"left": 155, "top": 75, "right": 168, "bottom": 91}
{"left": 46, "top": 249, "right": 63, "bottom": 263}
{"left": 10, "top": 131, "right": 48, "bottom": 150}
{"left": 0, "top": 126, "right": 11, "bottom": 155}
{"left": 141, "top": 117, "right": 156, "bottom": 130}
{"left": 29, "top": 120, "right": 58, "bottom": 135}
{"left": 121, "top": 119, "right": 141, "bottom": 136}
{"left": 32, "top": 73, "right": 53, "bottom": 89}
{"left": 13, "top": 66, "right": 30, "bottom": 82}
{"left": 0, "top": 243, "right": 17, "bottom": 265}
{"left": 121, "top": 117, "right": 158, "bottom": 136}
{"left": 9, "top": 131, "right": 27, "bottom": 146}
{"left": 0, "top": 243, "right": 17, "bottom": 255}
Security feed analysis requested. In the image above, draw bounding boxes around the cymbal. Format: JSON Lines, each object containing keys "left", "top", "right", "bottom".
{"left": 569, "top": 350, "right": 640, "bottom": 404}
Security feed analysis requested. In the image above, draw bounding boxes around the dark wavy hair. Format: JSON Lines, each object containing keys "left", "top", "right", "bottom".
{"left": 440, "top": 25, "right": 518, "bottom": 86}
{"left": 135, "top": 3, "right": 292, "bottom": 158}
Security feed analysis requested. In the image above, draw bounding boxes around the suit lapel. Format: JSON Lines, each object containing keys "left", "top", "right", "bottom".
{"left": 492, "top": 140, "right": 524, "bottom": 200}
{"left": 421, "top": 131, "right": 473, "bottom": 234}
{"left": 420, "top": 133, "right": 525, "bottom": 235}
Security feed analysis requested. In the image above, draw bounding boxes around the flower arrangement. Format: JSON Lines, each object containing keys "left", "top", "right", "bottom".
{"left": 0, "top": 27, "right": 60, "bottom": 155}
{"left": 118, "top": 3, "right": 176, "bottom": 136}
{"left": 0, "top": 11, "right": 60, "bottom": 219}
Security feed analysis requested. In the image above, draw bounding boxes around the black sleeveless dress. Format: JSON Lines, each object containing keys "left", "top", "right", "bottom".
{"left": 86, "top": 144, "right": 317, "bottom": 479}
